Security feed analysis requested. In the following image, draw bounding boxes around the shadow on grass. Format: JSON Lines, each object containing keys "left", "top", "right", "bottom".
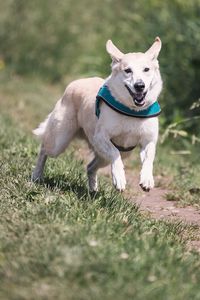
{"left": 39, "top": 174, "right": 100, "bottom": 201}
{"left": 30, "top": 174, "right": 141, "bottom": 217}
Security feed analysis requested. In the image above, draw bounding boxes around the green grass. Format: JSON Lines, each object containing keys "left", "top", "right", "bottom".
{"left": 1, "top": 72, "right": 200, "bottom": 299}
{"left": 154, "top": 143, "right": 200, "bottom": 209}
{"left": 164, "top": 159, "right": 200, "bottom": 209}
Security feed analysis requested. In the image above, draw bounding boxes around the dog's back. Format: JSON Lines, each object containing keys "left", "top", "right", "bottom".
{"left": 33, "top": 77, "right": 104, "bottom": 156}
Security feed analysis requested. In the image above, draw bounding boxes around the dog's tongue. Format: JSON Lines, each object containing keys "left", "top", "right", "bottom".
{"left": 135, "top": 93, "right": 144, "bottom": 101}
{"left": 134, "top": 93, "right": 146, "bottom": 106}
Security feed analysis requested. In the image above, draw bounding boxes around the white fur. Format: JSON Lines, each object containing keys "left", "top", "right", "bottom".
{"left": 32, "top": 38, "right": 163, "bottom": 192}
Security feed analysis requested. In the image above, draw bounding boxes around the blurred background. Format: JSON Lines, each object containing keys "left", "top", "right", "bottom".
{"left": 0, "top": 0, "right": 199, "bottom": 126}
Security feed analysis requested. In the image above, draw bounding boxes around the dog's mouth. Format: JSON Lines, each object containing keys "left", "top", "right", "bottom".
{"left": 125, "top": 84, "right": 147, "bottom": 107}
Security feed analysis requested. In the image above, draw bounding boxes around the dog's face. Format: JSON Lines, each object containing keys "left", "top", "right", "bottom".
{"left": 106, "top": 38, "right": 163, "bottom": 110}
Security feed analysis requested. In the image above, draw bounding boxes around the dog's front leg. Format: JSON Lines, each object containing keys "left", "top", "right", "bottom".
{"left": 93, "top": 130, "right": 126, "bottom": 191}
{"left": 139, "top": 141, "right": 156, "bottom": 192}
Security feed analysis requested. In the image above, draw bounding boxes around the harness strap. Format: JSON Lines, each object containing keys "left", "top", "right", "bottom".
{"left": 111, "top": 140, "right": 136, "bottom": 152}
{"left": 96, "top": 85, "right": 161, "bottom": 118}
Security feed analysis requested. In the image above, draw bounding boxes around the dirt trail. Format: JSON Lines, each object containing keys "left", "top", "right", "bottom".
{"left": 131, "top": 182, "right": 200, "bottom": 252}
{"left": 126, "top": 176, "right": 200, "bottom": 226}
{"left": 75, "top": 144, "right": 200, "bottom": 251}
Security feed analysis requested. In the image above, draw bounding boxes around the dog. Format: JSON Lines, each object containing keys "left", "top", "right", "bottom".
{"left": 32, "top": 37, "right": 162, "bottom": 192}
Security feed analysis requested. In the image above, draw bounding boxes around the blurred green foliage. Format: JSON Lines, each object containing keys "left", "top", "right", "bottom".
{"left": 0, "top": 0, "right": 199, "bottom": 123}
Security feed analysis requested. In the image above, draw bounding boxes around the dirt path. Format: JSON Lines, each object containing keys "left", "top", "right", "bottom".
{"left": 131, "top": 182, "right": 200, "bottom": 252}
{"left": 75, "top": 144, "right": 200, "bottom": 251}
{"left": 127, "top": 176, "right": 200, "bottom": 226}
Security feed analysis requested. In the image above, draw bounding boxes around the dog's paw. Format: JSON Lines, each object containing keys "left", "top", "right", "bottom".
{"left": 31, "top": 171, "right": 43, "bottom": 183}
{"left": 88, "top": 173, "right": 98, "bottom": 192}
{"left": 139, "top": 171, "right": 154, "bottom": 192}
{"left": 111, "top": 159, "right": 126, "bottom": 192}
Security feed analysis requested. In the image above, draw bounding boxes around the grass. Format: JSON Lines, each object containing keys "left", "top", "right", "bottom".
{"left": 165, "top": 161, "right": 200, "bottom": 209}
{"left": 1, "top": 71, "right": 200, "bottom": 299}
{"left": 154, "top": 143, "right": 200, "bottom": 209}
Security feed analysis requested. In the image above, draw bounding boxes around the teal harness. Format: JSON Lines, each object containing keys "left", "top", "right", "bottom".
{"left": 95, "top": 85, "right": 161, "bottom": 152}
{"left": 96, "top": 85, "right": 161, "bottom": 119}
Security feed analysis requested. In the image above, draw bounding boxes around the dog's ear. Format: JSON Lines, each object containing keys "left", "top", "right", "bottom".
{"left": 145, "top": 37, "right": 162, "bottom": 60}
{"left": 106, "top": 40, "right": 124, "bottom": 64}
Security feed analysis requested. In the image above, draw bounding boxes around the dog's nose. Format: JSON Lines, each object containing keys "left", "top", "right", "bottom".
{"left": 134, "top": 80, "right": 145, "bottom": 92}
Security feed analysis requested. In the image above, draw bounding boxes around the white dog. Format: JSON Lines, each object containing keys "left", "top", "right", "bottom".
{"left": 32, "top": 37, "right": 162, "bottom": 192}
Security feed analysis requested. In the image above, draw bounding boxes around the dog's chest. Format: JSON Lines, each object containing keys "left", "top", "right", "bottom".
{"left": 108, "top": 116, "right": 158, "bottom": 148}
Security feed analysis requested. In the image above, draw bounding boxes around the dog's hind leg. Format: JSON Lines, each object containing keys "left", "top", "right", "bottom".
{"left": 32, "top": 98, "right": 78, "bottom": 181}
{"left": 87, "top": 155, "right": 108, "bottom": 192}
{"left": 31, "top": 144, "right": 47, "bottom": 182}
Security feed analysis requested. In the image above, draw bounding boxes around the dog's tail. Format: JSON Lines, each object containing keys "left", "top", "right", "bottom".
{"left": 33, "top": 113, "right": 52, "bottom": 140}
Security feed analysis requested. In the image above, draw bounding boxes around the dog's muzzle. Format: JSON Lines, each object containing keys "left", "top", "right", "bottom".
{"left": 125, "top": 84, "right": 147, "bottom": 107}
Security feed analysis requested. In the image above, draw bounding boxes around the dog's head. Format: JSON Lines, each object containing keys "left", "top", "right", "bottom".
{"left": 106, "top": 37, "right": 163, "bottom": 110}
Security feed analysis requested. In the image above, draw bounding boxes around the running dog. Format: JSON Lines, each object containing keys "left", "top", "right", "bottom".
{"left": 32, "top": 37, "right": 163, "bottom": 192}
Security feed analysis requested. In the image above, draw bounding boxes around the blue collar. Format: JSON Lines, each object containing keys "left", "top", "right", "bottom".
{"left": 96, "top": 85, "right": 161, "bottom": 118}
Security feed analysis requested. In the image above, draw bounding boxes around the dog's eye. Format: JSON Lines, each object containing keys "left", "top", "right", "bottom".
{"left": 144, "top": 67, "right": 150, "bottom": 72}
{"left": 124, "top": 68, "right": 132, "bottom": 74}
